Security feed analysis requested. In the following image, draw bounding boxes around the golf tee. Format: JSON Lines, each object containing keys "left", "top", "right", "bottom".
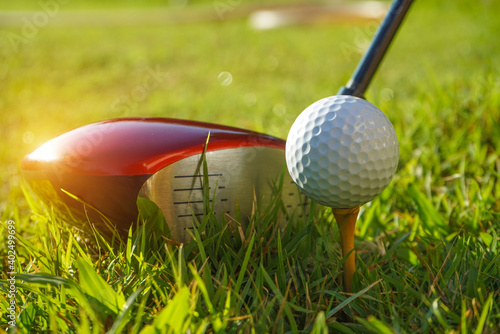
{"left": 332, "top": 207, "right": 360, "bottom": 293}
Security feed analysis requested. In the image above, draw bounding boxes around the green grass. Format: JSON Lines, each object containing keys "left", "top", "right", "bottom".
{"left": 1, "top": 0, "right": 500, "bottom": 332}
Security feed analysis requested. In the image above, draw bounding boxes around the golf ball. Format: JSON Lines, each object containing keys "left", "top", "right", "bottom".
{"left": 286, "top": 95, "right": 399, "bottom": 208}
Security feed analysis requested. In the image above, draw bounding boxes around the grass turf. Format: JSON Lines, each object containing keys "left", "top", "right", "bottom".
{"left": 1, "top": 0, "right": 500, "bottom": 332}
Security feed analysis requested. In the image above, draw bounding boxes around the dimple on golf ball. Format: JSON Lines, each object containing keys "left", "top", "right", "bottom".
{"left": 285, "top": 95, "right": 399, "bottom": 208}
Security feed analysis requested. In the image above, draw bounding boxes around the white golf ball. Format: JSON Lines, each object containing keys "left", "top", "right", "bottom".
{"left": 285, "top": 95, "right": 399, "bottom": 208}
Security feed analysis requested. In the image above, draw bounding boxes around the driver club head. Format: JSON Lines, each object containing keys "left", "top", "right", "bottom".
{"left": 22, "top": 118, "right": 309, "bottom": 241}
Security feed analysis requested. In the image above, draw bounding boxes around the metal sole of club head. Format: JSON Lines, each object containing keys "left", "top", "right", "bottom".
{"left": 140, "top": 146, "right": 309, "bottom": 242}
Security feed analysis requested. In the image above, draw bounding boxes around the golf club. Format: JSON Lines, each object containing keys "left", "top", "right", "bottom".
{"left": 22, "top": 0, "right": 412, "bottom": 244}
{"left": 22, "top": 118, "right": 308, "bottom": 240}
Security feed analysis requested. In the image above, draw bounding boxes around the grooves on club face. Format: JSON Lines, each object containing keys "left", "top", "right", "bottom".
{"left": 22, "top": 118, "right": 309, "bottom": 237}
{"left": 140, "top": 146, "right": 309, "bottom": 242}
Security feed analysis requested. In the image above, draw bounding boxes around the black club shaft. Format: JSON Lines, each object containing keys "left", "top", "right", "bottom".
{"left": 338, "top": 0, "right": 414, "bottom": 98}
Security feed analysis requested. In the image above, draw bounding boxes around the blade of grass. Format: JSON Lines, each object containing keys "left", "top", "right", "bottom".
{"left": 473, "top": 293, "right": 494, "bottom": 334}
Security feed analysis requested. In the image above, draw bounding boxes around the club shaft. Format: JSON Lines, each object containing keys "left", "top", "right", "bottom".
{"left": 338, "top": 0, "right": 414, "bottom": 97}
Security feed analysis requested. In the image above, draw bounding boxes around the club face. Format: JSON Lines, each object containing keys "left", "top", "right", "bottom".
{"left": 22, "top": 118, "right": 309, "bottom": 238}
{"left": 141, "top": 146, "right": 309, "bottom": 242}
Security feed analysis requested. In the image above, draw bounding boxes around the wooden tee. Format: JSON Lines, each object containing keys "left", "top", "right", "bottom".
{"left": 332, "top": 207, "right": 360, "bottom": 293}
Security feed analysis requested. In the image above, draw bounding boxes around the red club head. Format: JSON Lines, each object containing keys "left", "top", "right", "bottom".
{"left": 22, "top": 118, "right": 289, "bottom": 236}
